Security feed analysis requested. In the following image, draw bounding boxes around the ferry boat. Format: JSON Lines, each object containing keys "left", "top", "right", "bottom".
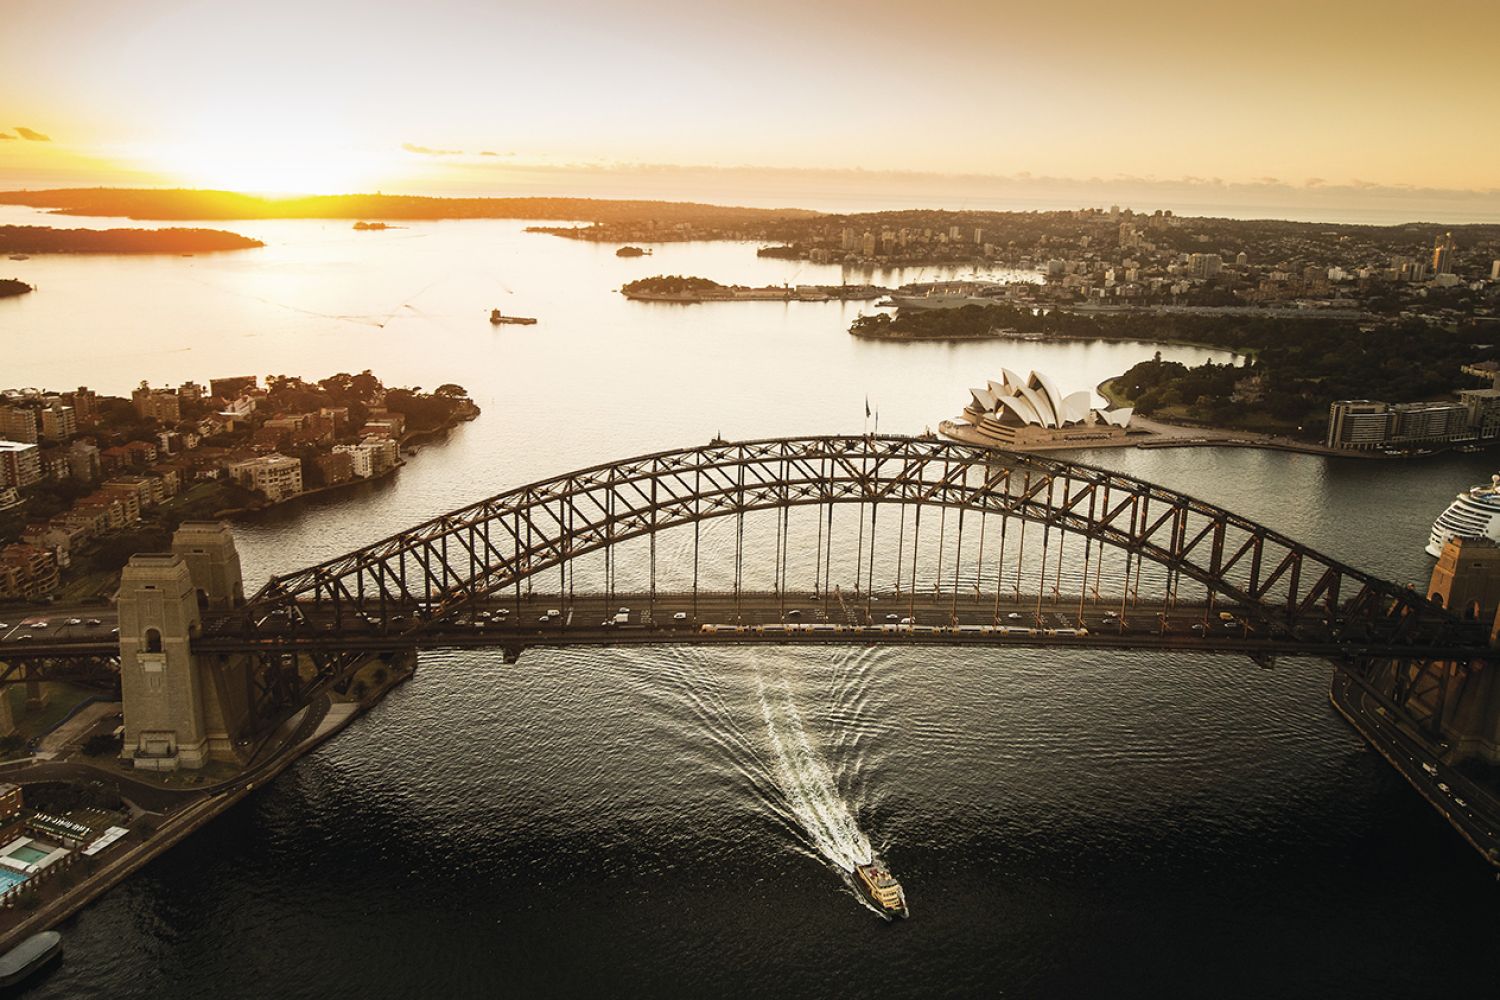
{"left": 0, "top": 931, "right": 62, "bottom": 987}
{"left": 1426, "top": 474, "right": 1500, "bottom": 556}
{"left": 489, "top": 309, "right": 537, "bottom": 325}
{"left": 854, "top": 861, "right": 909, "bottom": 919}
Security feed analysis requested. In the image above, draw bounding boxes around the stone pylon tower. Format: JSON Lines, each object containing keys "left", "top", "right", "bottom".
{"left": 119, "top": 522, "right": 252, "bottom": 771}
{"left": 118, "top": 554, "right": 209, "bottom": 770}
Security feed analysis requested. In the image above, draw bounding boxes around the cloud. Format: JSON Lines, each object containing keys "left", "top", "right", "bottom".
{"left": 479, "top": 150, "right": 517, "bottom": 157}
{"left": 0, "top": 132, "right": 14, "bottom": 141}
{"left": 402, "top": 142, "right": 463, "bottom": 156}
{"left": 14, "top": 127, "right": 51, "bottom": 141}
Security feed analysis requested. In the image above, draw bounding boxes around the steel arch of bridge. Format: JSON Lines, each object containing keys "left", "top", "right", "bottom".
{"left": 235, "top": 435, "right": 1480, "bottom": 654}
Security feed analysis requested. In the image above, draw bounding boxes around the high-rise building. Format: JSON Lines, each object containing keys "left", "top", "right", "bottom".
{"left": 40, "top": 402, "right": 76, "bottom": 441}
{"left": 1327, "top": 400, "right": 1391, "bottom": 450}
{"left": 0, "top": 406, "right": 38, "bottom": 444}
{"left": 132, "top": 382, "right": 182, "bottom": 423}
{"left": 0, "top": 440, "right": 42, "bottom": 488}
{"left": 1491, "top": 259, "right": 1500, "bottom": 281}
{"left": 1432, "top": 232, "right": 1456, "bottom": 275}
{"left": 1188, "top": 253, "right": 1223, "bottom": 278}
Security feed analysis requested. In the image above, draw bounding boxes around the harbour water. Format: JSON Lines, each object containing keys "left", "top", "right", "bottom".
{"left": 2, "top": 208, "right": 1496, "bottom": 997}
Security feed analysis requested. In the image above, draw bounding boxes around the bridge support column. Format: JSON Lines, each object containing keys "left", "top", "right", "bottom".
{"left": 173, "top": 522, "right": 252, "bottom": 755}
{"left": 119, "top": 522, "right": 251, "bottom": 771}
{"left": 118, "top": 554, "right": 209, "bottom": 771}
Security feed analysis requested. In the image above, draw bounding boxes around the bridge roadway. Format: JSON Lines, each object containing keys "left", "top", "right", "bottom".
{"left": 5, "top": 592, "right": 1486, "bottom": 662}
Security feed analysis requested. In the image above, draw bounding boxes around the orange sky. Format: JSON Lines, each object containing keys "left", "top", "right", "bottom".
{"left": 3, "top": 0, "right": 1499, "bottom": 209}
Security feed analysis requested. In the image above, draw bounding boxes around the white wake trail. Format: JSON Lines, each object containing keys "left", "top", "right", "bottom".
{"left": 758, "top": 674, "right": 873, "bottom": 873}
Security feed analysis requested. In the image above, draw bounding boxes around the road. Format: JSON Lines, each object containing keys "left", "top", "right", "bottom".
{"left": 1, "top": 591, "right": 1477, "bottom": 661}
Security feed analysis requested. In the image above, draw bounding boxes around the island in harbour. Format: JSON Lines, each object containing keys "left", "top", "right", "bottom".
{"left": 0, "top": 225, "right": 263, "bottom": 254}
{"left": 0, "top": 278, "right": 32, "bottom": 298}
{"left": 353, "top": 220, "right": 400, "bottom": 231}
{"left": 622, "top": 274, "right": 889, "bottom": 303}
{"left": 615, "top": 245, "right": 651, "bottom": 257}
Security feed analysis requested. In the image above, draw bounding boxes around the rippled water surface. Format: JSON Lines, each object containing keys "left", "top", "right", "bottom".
{"left": 3, "top": 210, "right": 1496, "bottom": 998}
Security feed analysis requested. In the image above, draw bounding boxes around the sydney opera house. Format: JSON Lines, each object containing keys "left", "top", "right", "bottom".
{"left": 939, "top": 369, "right": 1134, "bottom": 449}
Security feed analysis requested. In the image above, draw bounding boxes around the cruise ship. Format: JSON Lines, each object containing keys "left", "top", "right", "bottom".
{"left": 1426, "top": 474, "right": 1500, "bottom": 556}
{"left": 854, "top": 861, "right": 909, "bottom": 919}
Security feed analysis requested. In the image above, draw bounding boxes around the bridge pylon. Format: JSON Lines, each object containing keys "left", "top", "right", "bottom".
{"left": 119, "top": 522, "right": 253, "bottom": 771}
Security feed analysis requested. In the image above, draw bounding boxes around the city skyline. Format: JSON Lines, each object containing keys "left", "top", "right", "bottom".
{"left": 3, "top": 0, "right": 1499, "bottom": 220}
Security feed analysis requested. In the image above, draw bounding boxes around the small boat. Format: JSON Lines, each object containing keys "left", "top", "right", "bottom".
{"left": 489, "top": 309, "right": 537, "bottom": 325}
{"left": 0, "top": 931, "right": 62, "bottom": 987}
{"left": 854, "top": 861, "right": 909, "bottom": 919}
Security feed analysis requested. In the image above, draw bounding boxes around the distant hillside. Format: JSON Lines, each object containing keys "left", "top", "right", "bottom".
{"left": 0, "top": 225, "right": 263, "bottom": 253}
{"left": 0, "top": 188, "right": 822, "bottom": 224}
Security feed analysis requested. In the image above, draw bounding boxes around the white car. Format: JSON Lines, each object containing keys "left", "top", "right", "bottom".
{"left": 1007, "top": 613, "right": 1023, "bottom": 620}
{"left": 1437, "top": 782, "right": 1451, "bottom": 794}
{"left": 672, "top": 612, "right": 688, "bottom": 621}
{"left": 538, "top": 614, "right": 550, "bottom": 623}
{"left": 885, "top": 613, "right": 899, "bottom": 621}
{"left": 899, "top": 617, "right": 914, "bottom": 626}
{"left": 66, "top": 617, "right": 83, "bottom": 626}
{"left": 547, "top": 608, "right": 561, "bottom": 618}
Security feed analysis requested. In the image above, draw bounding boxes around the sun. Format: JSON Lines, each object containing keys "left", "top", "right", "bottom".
{"left": 147, "top": 139, "right": 394, "bottom": 195}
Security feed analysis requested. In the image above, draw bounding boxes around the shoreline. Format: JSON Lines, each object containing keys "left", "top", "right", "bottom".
{"left": 851, "top": 325, "right": 1243, "bottom": 354}
{"left": 0, "top": 656, "right": 416, "bottom": 952}
{"left": 210, "top": 415, "right": 472, "bottom": 519}
{"left": 940, "top": 414, "right": 1386, "bottom": 459}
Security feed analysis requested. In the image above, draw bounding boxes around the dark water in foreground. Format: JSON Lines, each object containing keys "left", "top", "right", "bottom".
{"left": 4, "top": 211, "right": 1496, "bottom": 997}
{"left": 28, "top": 646, "right": 1499, "bottom": 998}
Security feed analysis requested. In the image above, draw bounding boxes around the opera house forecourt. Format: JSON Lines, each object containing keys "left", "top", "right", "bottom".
{"left": 940, "top": 369, "right": 1134, "bottom": 450}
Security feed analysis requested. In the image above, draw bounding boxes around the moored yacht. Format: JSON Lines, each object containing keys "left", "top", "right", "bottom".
{"left": 1427, "top": 474, "right": 1500, "bottom": 556}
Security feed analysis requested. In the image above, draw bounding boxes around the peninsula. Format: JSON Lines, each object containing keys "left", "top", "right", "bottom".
{"left": 0, "top": 188, "right": 816, "bottom": 228}
{"left": 622, "top": 275, "right": 888, "bottom": 302}
{"left": 0, "top": 225, "right": 262, "bottom": 254}
{"left": 0, "top": 278, "right": 31, "bottom": 298}
{"left": 0, "top": 372, "right": 479, "bottom": 604}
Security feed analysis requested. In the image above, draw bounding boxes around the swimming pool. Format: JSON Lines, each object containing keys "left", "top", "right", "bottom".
{"left": 8, "top": 845, "right": 48, "bottom": 865}
{"left": 0, "top": 868, "right": 28, "bottom": 891}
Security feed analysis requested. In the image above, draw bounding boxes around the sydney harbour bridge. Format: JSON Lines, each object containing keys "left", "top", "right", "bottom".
{"left": 1, "top": 434, "right": 1495, "bottom": 795}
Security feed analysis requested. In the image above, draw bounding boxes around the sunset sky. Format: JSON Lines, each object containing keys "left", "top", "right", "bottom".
{"left": 4, "top": 0, "right": 1499, "bottom": 214}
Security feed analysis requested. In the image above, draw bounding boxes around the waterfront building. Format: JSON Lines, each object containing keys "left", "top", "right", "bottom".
{"left": 315, "top": 449, "right": 355, "bottom": 485}
{"left": 333, "top": 443, "right": 374, "bottom": 478}
{"left": 227, "top": 453, "right": 304, "bottom": 502}
{"left": 1326, "top": 400, "right": 1392, "bottom": 450}
{"left": 1390, "top": 402, "right": 1469, "bottom": 443}
{"left": 1460, "top": 388, "right": 1500, "bottom": 439}
{"left": 1492, "top": 260, "right": 1500, "bottom": 281}
{"left": 0, "top": 440, "right": 42, "bottom": 488}
{"left": 942, "top": 369, "right": 1132, "bottom": 449}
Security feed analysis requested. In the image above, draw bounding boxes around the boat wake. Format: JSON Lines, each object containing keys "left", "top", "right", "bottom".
{"left": 757, "top": 673, "right": 873, "bottom": 874}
